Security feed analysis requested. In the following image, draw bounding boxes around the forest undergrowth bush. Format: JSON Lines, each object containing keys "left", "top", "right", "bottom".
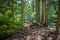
{"left": 0, "top": 11, "right": 23, "bottom": 39}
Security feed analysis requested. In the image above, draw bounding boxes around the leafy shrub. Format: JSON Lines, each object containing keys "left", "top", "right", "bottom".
{"left": 0, "top": 11, "right": 23, "bottom": 39}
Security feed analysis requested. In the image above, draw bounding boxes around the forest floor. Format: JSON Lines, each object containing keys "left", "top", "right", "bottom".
{"left": 4, "top": 21, "right": 60, "bottom": 40}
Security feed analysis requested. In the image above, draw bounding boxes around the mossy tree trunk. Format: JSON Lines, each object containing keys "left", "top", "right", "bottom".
{"left": 21, "top": 0, "right": 25, "bottom": 24}
{"left": 36, "top": 0, "right": 40, "bottom": 24}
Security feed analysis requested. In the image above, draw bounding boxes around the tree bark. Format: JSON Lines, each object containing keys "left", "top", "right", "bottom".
{"left": 56, "top": 0, "right": 60, "bottom": 32}
{"left": 53, "top": 0, "right": 60, "bottom": 40}
{"left": 36, "top": 0, "right": 40, "bottom": 23}
{"left": 56, "top": 0, "right": 60, "bottom": 36}
{"left": 11, "top": 0, "right": 14, "bottom": 22}
{"left": 21, "top": 0, "right": 25, "bottom": 24}
{"left": 42, "top": 0, "right": 47, "bottom": 26}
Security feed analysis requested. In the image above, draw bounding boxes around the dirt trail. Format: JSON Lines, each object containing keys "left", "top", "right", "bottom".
{"left": 4, "top": 21, "right": 60, "bottom": 40}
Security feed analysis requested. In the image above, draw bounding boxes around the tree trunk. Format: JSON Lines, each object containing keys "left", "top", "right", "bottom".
{"left": 54, "top": 0, "right": 60, "bottom": 40}
{"left": 11, "top": 0, "right": 14, "bottom": 22}
{"left": 56, "top": 0, "right": 60, "bottom": 35}
{"left": 36, "top": 0, "right": 40, "bottom": 23}
{"left": 21, "top": 0, "right": 25, "bottom": 24}
{"left": 57, "top": 0, "right": 60, "bottom": 36}
{"left": 56, "top": 0, "right": 60, "bottom": 33}
{"left": 32, "top": 0, "right": 34, "bottom": 12}
{"left": 42, "top": 0, "right": 47, "bottom": 26}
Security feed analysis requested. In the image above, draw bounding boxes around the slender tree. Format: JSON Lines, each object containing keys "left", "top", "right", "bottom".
{"left": 21, "top": 0, "right": 25, "bottom": 24}
{"left": 36, "top": 0, "right": 40, "bottom": 23}
{"left": 10, "top": 0, "right": 14, "bottom": 22}
{"left": 55, "top": 0, "right": 60, "bottom": 40}
{"left": 52, "top": 0, "right": 60, "bottom": 40}
{"left": 42, "top": 0, "right": 47, "bottom": 26}
{"left": 32, "top": 0, "right": 34, "bottom": 12}
{"left": 56, "top": 0, "right": 60, "bottom": 34}
{"left": 56, "top": 0, "right": 60, "bottom": 35}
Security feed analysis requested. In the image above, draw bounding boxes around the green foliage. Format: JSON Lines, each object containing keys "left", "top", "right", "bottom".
{"left": 0, "top": 6, "right": 23, "bottom": 38}
{"left": 0, "top": 0, "right": 23, "bottom": 38}
{"left": 47, "top": 0, "right": 58, "bottom": 27}
{"left": 0, "top": 0, "right": 58, "bottom": 38}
